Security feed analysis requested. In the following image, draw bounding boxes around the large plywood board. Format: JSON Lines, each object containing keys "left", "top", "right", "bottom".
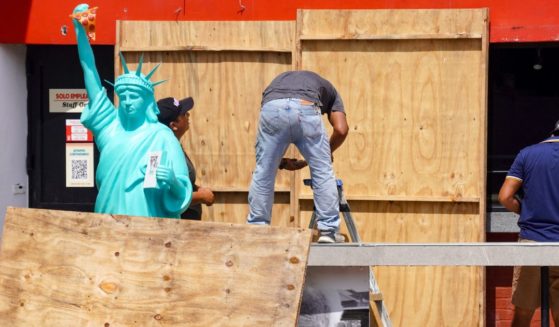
{"left": 297, "top": 9, "right": 488, "bottom": 327}
{"left": 298, "top": 38, "right": 485, "bottom": 200}
{"left": 0, "top": 207, "right": 312, "bottom": 326}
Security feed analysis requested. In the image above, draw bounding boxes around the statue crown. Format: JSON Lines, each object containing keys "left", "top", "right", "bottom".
{"left": 109, "top": 53, "right": 165, "bottom": 93}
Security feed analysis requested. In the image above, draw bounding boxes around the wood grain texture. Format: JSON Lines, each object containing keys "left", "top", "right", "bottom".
{"left": 0, "top": 207, "right": 311, "bottom": 326}
{"left": 298, "top": 9, "right": 487, "bottom": 40}
{"left": 118, "top": 21, "right": 294, "bottom": 52}
{"left": 301, "top": 200, "right": 481, "bottom": 326}
{"left": 116, "top": 21, "right": 296, "bottom": 224}
{"left": 203, "top": 192, "right": 294, "bottom": 228}
{"left": 297, "top": 9, "right": 488, "bottom": 327}
{"left": 298, "top": 38, "right": 484, "bottom": 199}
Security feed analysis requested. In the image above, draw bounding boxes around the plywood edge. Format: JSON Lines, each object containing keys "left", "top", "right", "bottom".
{"left": 4, "top": 207, "right": 311, "bottom": 237}
{"left": 298, "top": 195, "right": 480, "bottom": 202}
{"left": 0, "top": 207, "right": 313, "bottom": 326}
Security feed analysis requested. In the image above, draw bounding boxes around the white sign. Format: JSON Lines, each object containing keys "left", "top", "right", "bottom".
{"left": 49, "top": 89, "right": 88, "bottom": 113}
{"left": 65, "top": 143, "right": 94, "bottom": 187}
{"left": 144, "top": 151, "right": 162, "bottom": 189}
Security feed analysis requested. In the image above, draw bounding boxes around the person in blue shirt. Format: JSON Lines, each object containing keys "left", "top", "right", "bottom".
{"left": 499, "top": 120, "right": 559, "bottom": 326}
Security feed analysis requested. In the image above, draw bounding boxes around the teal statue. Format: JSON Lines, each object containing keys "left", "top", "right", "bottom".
{"left": 71, "top": 4, "right": 192, "bottom": 218}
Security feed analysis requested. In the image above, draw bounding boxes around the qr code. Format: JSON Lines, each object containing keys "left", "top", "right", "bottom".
{"left": 71, "top": 159, "right": 88, "bottom": 180}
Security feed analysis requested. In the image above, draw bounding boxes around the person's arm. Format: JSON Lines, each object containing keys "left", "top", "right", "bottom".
{"left": 328, "top": 111, "right": 349, "bottom": 155}
{"left": 191, "top": 186, "right": 215, "bottom": 206}
{"left": 498, "top": 177, "right": 523, "bottom": 214}
{"left": 72, "top": 4, "right": 102, "bottom": 100}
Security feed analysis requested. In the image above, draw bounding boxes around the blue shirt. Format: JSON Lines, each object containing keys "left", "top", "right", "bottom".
{"left": 507, "top": 136, "right": 559, "bottom": 241}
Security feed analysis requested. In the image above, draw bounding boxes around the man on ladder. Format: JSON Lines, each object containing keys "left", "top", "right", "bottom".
{"left": 246, "top": 70, "right": 349, "bottom": 243}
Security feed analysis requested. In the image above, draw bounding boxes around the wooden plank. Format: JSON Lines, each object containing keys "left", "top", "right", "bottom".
{"left": 118, "top": 21, "right": 294, "bottom": 52}
{"left": 298, "top": 195, "right": 480, "bottom": 202}
{"left": 299, "top": 33, "right": 483, "bottom": 40}
{"left": 203, "top": 192, "right": 295, "bottom": 228}
{"left": 0, "top": 207, "right": 311, "bottom": 326}
{"left": 298, "top": 9, "right": 487, "bottom": 40}
{"left": 300, "top": 201, "right": 481, "bottom": 243}
{"left": 119, "top": 46, "right": 292, "bottom": 53}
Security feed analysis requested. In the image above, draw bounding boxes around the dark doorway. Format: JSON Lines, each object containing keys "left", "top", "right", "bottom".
{"left": 487, "top": 43, "right": 559, "bottom": 211}
{"left": 27, "top": 45, "right": 114, "bottom": 211}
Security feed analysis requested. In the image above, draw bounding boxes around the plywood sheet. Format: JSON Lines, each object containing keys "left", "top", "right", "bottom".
{"left": 298, "top": 38, "right": 485, "bottom": 200}
{"left": 0, "top": 207, "right": 311, "bottom": 326}
{"left": 297, "top": 9, "right": 488, "bottom": 327}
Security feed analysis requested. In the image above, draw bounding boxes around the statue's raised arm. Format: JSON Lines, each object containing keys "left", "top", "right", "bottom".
{"left": 72, "top": 4, "right": 102, "bottom": 100}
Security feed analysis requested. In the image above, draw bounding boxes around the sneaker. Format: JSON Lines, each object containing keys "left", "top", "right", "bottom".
{"left": 318, "top": 231, "right": 336, "bottom": 243}
{"left": 334, "top": 233, "right": 346, "bottom": 243}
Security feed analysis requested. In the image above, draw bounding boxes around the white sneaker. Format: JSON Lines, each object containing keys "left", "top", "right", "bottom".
{"left": 318, "top": 232, "right": 336, "bottom": 243}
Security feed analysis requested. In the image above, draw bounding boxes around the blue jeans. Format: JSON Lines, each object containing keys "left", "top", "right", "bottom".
{"left": 247, "top": 98, "right": 340, "bottom": 232}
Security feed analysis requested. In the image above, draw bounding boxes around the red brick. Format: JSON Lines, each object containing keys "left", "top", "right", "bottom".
{"left": 495, "top": 309, "right": 514, "bottom": 320}
{"left": 495, "top": 298, "right": 513, "bottom": 309}
{"left": 496, "top": 321, "right": 512, "bottom": 327}
{"left": 495, "top": 287, "right": 512, "bottom": 298}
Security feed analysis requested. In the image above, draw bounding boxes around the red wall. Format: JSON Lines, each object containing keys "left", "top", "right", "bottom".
{"left": 1, "top": 0, "right": 559, "bottom": 44}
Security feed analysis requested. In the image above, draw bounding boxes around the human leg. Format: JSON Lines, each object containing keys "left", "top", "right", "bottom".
{"left": 548, "top": 266, "right": 559, "bottom": 326}
{"left": 511, "top": 265, "right": 540, "bottom": 326}
{"left": 247, "top": 100, "right": 290, "bottom": 225}
{"left": 294, "top": 105, "right": 339, "bottom": 235}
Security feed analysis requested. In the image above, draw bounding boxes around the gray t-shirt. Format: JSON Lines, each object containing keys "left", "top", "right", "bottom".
{"left": 261, "top": 71, "right": 345, "bottom": 115}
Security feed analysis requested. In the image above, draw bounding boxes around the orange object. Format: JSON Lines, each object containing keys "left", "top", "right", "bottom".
{"left": 69, "top": 7, "right": 98, "bottom": 41}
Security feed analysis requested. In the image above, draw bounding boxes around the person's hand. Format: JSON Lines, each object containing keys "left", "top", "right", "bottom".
{"left": 197, "top": 186, "right": 215, "bottom": 206}
{"left": 155, "top": 165, "right": 177, "bottom": 186}
{"left": 279, "top": 158, "right": 308, "bottom": 171}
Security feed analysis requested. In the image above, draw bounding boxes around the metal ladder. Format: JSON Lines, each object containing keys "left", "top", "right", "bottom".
{"left": 304, "top": 178, "right": 392, "bottom": 327}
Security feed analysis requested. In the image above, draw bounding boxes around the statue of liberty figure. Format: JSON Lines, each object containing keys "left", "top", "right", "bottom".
{"left": 71, "top": 4, "right": 192, "bottom": 218}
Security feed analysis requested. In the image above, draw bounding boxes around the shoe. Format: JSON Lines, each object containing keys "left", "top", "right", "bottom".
{"left": 334, "top": 233, "right": 346, "bottom": 243}
{"left": 317, "top": 231, "right": 336, "bottom": 243}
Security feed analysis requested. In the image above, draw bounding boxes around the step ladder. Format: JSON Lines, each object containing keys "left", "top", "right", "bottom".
{"left": 304, "top": 178, "right": 392, "bottom": 327}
